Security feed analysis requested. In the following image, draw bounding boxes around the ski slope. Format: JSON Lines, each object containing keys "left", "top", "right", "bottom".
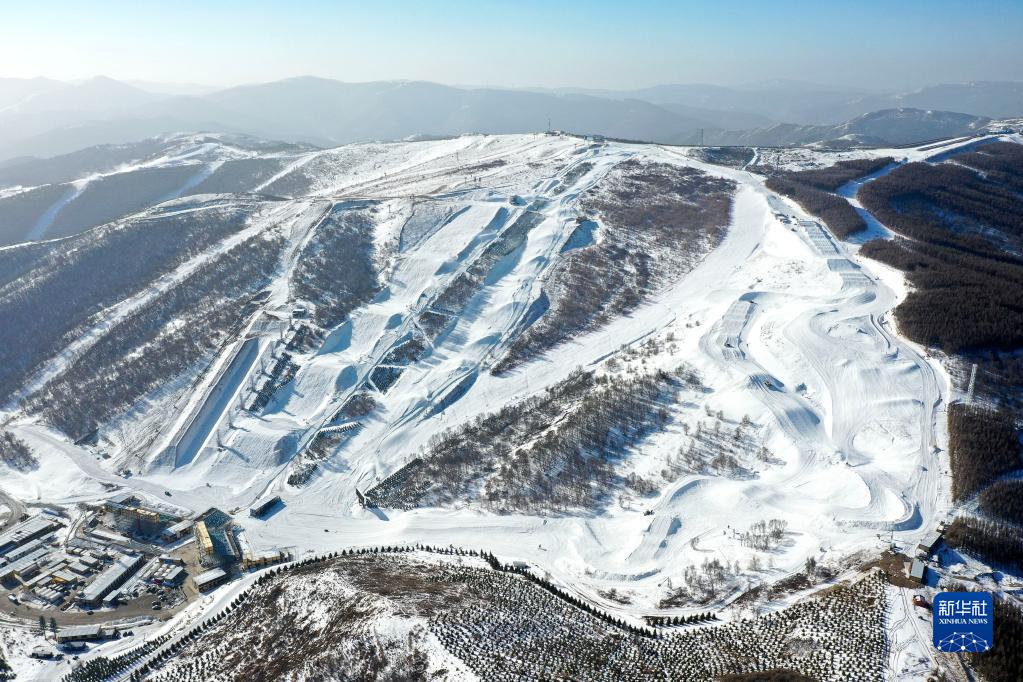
{"left": 2, "top": 132, "right": 962, "bottom": 619}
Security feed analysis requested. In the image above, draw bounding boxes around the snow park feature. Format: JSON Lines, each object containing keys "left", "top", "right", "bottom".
{"left": 0, "top": 128, "right": 1020, "bottom": 681}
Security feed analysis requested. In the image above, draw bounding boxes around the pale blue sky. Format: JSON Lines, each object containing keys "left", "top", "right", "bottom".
{"left": 2, "top": 0, "right": 1021, "bottom": 90}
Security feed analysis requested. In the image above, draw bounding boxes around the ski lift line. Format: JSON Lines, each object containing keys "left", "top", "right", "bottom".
{"left": 965, "top": 363, "right": 977, "bottom": 404}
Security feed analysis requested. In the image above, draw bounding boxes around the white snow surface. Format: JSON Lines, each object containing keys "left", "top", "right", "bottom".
{"left": 0, "top": 133, "right": 959, "bottom": 624}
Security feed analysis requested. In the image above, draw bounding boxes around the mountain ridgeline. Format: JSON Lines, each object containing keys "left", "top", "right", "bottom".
{"left": 0, "top": 76, "right": 1020, "bottom": 161}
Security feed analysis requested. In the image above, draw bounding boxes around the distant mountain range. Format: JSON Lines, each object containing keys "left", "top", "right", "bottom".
{"left": 536, "top": 80, "right": 1023, "bottom": 126}
{"left": 704, "top": 108, "right": 992, "bottom": 148}
{"left": 0, "top": 76, "right": 1019, "bottom": 160}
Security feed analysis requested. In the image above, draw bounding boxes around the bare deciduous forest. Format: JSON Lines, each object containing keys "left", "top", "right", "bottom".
{"left": 0, "top": 431, "right": 36, "bottom": 471}
{"left": 25, "top": 232, "right": 286, "bottom": 438}
{"left": 496, "top": 160, "right": 734, "bottom": 372}
{"left": 969, "top": 598, "right": 1023, "bottom": 682}
{"left": 291, "top": 205, "right": 379, "bottom": 328}
{"left": 0, "top": 201, "right": 256, "bottom": 400}
{"left": 978, "top": 480, "right": 1023, "bottom": 526}
{"left": 367, "top": 365, "right": 701, "bottom": 512}
{"left": 944, "top": 515, "right": 1023, "bottom": 574}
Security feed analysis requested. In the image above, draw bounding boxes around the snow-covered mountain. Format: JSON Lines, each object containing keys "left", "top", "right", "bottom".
{"left": 706, "top": 108, "right": 992, "bottom": 147}
{"left": 0, "top": 130, "right": 952, "bottom": 591}
{"left": 559, "top": 80, "right": 1023, "bottom": 125}
{"left": 2, "top": 76, "right": 1021, "bottom": 161}
{"left": 3, "top": 130, "right": 1021, "bottom": 680}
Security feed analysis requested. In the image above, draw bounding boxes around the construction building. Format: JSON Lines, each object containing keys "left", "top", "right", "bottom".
{"left": 160, "top": 519, "right": 192, "bottom": 543}
{"left": 104, "top": 494, "right": 183, "bottom": 538}
{"left": 87, "top": 527, "right": 132, "bottom": 548}
{"left": 195, "top": 509, "right": 240, "bottom": 568}
{"left": 195, "top": 521, "right": 214, "bottom": 558}
{"left": 78, "top": 554, "right": 144, "bottom": 606}
{"left": 241, "top": 549, "right": 292, "bottom": 571}
{"left": 161, "top": 565, "right": 187, "bottom": 586}
{"left": 0, "top": 515, "right": 61, "bottom": 558}
{"left": 0, "top": 547, "right": 51, "bottom": 582}
{"left": 2, "top": 538, "right": 51, "bottom": 565}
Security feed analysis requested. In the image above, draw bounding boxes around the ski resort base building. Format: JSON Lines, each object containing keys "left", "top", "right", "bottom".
{"left": 249, "top": 495, "right": 282, "bottom": 518}
{"left": 194, "top": 567, "right": 229, "bottom": 592}
{"left": 56, "top": 625, "right": 105, "bottom": 643}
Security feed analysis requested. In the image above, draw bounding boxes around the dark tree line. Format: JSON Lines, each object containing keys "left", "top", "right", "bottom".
{"left": 975, "top": 352, "right": 1023, "bottom": 414}
{"left": 46, "top": 164, "right": 202, "bottom": 240}
{"left": 379, "top": 333, "right": 428, "bottom": 366}
{"left": 0, "top": 201, "right": 253, "bottom": 400}
{"left": 861, "top": 237, "right": 1023, "bottom": 351}
{"left": 765, "top": 176, "right": 863, "bottom": 238}
{"left": 0, "top": 431, "right": 37, "bottom": 472}
{"left": 368, "top": 365, "right": 403, "bottom": 393}
{"left": 291, "top": 205, "right": 379, "bottom": 328}
{"left": 646, "top": 612, "right": 719, "bottom": 627}
{"left": 979, "top": 480, "right": 1023, "bottom": 526}
{"left": 858, "top": 152, "right": 1023, "bottom": 352}
{"left": 0, "top": 240, "right": 53, "bottom": 288}
{"left": 952, "top": 141, "right": 1023, "bottom": 194}
{"left": 497, "top": 160, "right": 734, "bottom": 372}
{"left": 25, "top": 232, "right": 285, "bottom": 438}
{"left": 185, "top": 157, "right": 290, "bottom": 195}
{"left": 860, "top": 159, "right": 1023, "bottom": 253}
{"left": 947, "top": 404, "right": 1021, "bottom": 502}
{"left": 765, "top": 157, "right": 892, "bottom": 239}
{"left": 778, "top": 157, "right": 894, "bottom": 192}
{"left": 944, "top": 516, "right": 1023, "bottom": 573}
{"left": 367, "top": 366, "right": 698, "bottom": 512}
{"left": 0, "top": 183, "right": 72, "bottom": 246}
{"left": 969, "top": 597, "right": 1023, "bottom": 682}
{"left": 0, "top": 138, "right": 170, "bottom": 188}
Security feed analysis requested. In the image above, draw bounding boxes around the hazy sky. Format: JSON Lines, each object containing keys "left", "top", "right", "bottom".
{"left": 2, "top": 0, "right": 1022, "bottom": 91}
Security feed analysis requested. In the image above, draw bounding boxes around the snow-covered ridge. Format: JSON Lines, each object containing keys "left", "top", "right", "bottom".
{"left": 0, "top": 132, "right": 963, "bottom": 632}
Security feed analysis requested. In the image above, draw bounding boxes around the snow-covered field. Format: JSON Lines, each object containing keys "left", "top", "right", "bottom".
{"left": 2, "top": 131, "right": 996, "bottom": 679}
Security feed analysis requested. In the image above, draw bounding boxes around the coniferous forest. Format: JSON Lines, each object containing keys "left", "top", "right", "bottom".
{"left": 944, "top": 516, "right": 1023, "bottom": 573}
{"left": 978, "top": 480, "right": 1023, "bottom": 526}
{"left": 946, "top": 404, "right": 1021, "bottom": 502}
{"left": 969, "top": 598, "right": 1023, "bottom": 682}
{"left": 859, "top": 143, "right": 1023, "bottom": 352}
